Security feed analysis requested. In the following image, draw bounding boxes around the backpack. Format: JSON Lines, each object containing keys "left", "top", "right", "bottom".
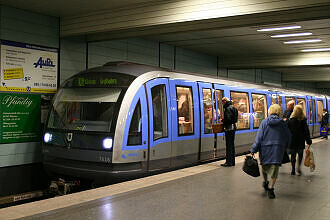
{"left": 232, "top": 106, "right": 238, "bottom": 124}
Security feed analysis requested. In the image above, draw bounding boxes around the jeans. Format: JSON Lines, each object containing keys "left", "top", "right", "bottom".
{"left": 225, "top": 130, "right": 236, "bottom": 165}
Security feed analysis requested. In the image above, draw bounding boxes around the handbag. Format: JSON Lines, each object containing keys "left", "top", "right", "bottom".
{"left": 304, "top": 148, "right": 311, "bottom": 167}
{"left": 305, "top": 146, "right": 315, "bottom": 171}
{"left": 212, "top": 123, "right": 224, "bottom": 133}
{"left": 282, "top": 151, "right": 290, "bottom": 164}
{"left": 242, "top": 155, "right": 260, "bottom": 177}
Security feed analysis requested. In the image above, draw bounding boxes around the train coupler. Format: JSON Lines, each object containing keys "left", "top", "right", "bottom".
{"left": 49, "top": 178, "right": 81, "bottom": 196}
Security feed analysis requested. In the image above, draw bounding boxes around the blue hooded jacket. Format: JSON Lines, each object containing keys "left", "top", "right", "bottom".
{"left": 250, "top": 115, "right": 291, "bottom": 165}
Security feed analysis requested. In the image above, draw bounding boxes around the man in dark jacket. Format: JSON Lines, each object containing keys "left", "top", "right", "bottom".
{"left": 321, "top": 109, "right": 329, "bottom": 139}
{"left": 283, "top": 100, "right": 295, "bottom": 121}
{"left": 221, "top": 97, "right": 238, "bottom": 167}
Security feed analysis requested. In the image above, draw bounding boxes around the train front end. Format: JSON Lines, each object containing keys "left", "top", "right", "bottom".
{"left": 42, "top": 69, "right": 135, "bottom": 183}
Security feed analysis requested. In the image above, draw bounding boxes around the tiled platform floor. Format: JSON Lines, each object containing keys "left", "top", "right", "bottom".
{"left": 1, "top": 138, "right": 329, "bottom": 220}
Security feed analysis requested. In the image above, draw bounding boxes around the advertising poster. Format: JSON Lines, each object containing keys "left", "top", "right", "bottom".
{"left": 0, "top": 40, "right": 58, "bottom": 93}
{"left": 0, "top": 93, "right": 41, "bottom": 143}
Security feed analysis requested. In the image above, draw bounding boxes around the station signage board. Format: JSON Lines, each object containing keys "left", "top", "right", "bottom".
{"left": 0, "top": 40, "right": 58, "bottom": 93}
{"left": 0, "top": 93, "right": 41, "bottom": 143}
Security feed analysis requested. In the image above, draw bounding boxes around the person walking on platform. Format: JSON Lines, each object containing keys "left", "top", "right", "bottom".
{"left": 221, "top": 97, "right": 238, "bottom": 167}
{"left": 283, "top": 100, "right": 295, "bottom": 121}
{"left": 288, "top": 105, "right": 312, "bottom": 176}
{"left": 321, "top": 109, "right": 329, "bottom": 139}
{"left": 250, "top": 104, "right": 291, "bottom": 199}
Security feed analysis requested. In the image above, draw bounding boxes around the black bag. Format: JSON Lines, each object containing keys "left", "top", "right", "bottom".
{"left": 242, "top": 156, "right": 260, "bottom": 177}
{"left": 282, "top": 151, "right": 290, "bottom": 164}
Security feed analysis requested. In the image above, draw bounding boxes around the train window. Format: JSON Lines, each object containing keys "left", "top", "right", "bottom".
{"left": 48, "top": 88, "right": 121, "bottom": 132}
{"left": 216, "top": 89, "right": 224, "bottom": 121}
{"left": 285, "top": 97, "right": 295, "bottom": 108}
{"left": 272, "top": 97, "right": 276, "bottom": 105}
{"left": 176, "top": 86, "right": 194, "bottom": 135}
{"left": 252, "top": 94, "right": 267, "bottom": 128}
{"left": 202, "top": 88, "right": 213, "bottom": 134}
{"left": 297, "top": 98, "right": 307, "bottom": 117}
{"left": 127, "top": 101, "right": 142, "bottom": 145}
{"left": 309, "top": 100, "right": 313, "bottom": 123}
{"left": 151, "top": 85, "right": 168, "bottom": 140}
{"left": 317, "top": 100, "right": 324, "bottom": 123}
{"left": 230, "top": 91, "right": 250, "bottom": 130}
{"left": 278, "top": 96, "right": 283, "bottom": 113}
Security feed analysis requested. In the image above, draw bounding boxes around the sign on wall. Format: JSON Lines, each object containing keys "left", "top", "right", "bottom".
{"left": 0, "top": 93, "right": 41, "bottom": 143}
{"left": 0, "top": 40, "right": 58, "bottom": 93}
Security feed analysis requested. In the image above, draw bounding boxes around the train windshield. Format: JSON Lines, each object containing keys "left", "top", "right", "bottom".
{"left": 48, "top": 88, "right": 122, "bottom": 132}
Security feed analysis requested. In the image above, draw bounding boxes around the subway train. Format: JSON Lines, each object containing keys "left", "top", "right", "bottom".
{"left": 42, "top": 62, "right": 328, "bottom": 184}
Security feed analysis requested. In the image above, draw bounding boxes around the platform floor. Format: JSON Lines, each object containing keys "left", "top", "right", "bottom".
{"left": 1, "top": 138, "right": 329, "bottom": 220}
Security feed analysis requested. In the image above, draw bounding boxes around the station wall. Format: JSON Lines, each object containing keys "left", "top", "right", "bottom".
{"left": 0, "top": 6, "right": 59, "bottom": 167}
{"left": 0, "top": 6, "right": 59, "bottom": 48}
{"left": 87, "top": 39, "right": 218, "bottom": 76}
{"left": 0, "top": 5, "right": 58, "bottom": 196}
{"left": 60, "top": 37, "right": 86, "bottom": 84}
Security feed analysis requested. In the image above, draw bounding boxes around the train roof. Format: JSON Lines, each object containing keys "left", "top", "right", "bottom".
{"left": 144, "top": 70, "right": 325, "bottom": 98}
{"left": 65, "top": 61, "right": 326, "bottom": 98}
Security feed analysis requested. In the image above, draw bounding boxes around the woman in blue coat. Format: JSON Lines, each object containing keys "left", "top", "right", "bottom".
{"left": 251, "top": 104, "right": 291, "bottom": 199}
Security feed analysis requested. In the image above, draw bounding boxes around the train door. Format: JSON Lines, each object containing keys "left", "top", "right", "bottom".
{"left": 297, "top": 96, "right": 307, "bottom": 119}
{"left": 316, "top": 98, "right": 325, "bottom": 136}
{"left": 121, "top": 86, "right": 149, "bottom": 167}
{"left": 213, "top": 84, "right": 228, "bottom": 157}
{"left": 307, "top": 96, "right": 314, "bottom": 137}
{"left": 169, "top": 79, "right": 200, "bottom": 167}
{"left": 316, "top": 98, "right": 325, "bottom": 124}
{"left": 251, "top": 91, "right": 268, "bottom": 130}
{"left": 312, "top": 97, "right": 318, "bottom": 136}
{"left": 145, "top": 78, "right": 172, "bottom": 171}
{"left": 198, "top": 82, "right": 215, "bottom": 161}
{"left": 229, "top": 88, "right": 252, "bottom": 149}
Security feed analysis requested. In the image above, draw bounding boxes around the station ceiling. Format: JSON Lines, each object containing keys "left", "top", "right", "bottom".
{"left": 1, "top": 0, "right": 330, "bottom": 89}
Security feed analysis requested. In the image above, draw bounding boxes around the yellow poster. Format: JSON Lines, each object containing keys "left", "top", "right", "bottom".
{"left": 3, "top": 68, "right": 24, "bottom": 80}
{"left": 0, "top": 41, "right": 58, "bottom": 93}
{"left": 0, "top": 86, "right": 56, "bottom": 93}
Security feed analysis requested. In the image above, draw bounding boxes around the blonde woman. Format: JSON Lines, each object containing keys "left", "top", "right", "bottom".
{"left": 250, "top": 104, "right": 291, "bottom": 199}
{"left": 288, "top": 105, "right": 312, "bottom": 175}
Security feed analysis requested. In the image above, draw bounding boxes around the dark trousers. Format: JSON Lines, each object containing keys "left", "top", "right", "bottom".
{"left": 290, "top": 149, "right": 303, "bottom": 171}
{"left": 225, "top": 130, "right": 235, "bottom": 165}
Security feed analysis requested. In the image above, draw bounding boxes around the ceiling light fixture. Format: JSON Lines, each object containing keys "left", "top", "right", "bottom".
{"left": 271, "top": 32, "right": 312, "bottom": 38}
{"left": 301, "top": 48, "right": 330, "bottom": 52}
{"left": 284, "top": 39, "right": 322, "bottom": 44}
{"left": 257, "top": 26, "right": 301, "bottom": 32}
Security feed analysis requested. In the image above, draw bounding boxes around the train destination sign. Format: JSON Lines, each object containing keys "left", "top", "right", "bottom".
{"left": 66, "top": 72, "right": 135, "bottom": 88}
{"left": 0, "top": 40, "right": 58, "bottom": 93}
{"left": 0, "top": 93, "right": 41, "bottom": 143}
{"left": 77, "top": 77, "right": 118, "bottom": 86}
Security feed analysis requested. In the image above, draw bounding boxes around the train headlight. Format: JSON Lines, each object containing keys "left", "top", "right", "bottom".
{"left": 103, "top": 138, "right": 113, "bottom": 149}
{"left": 44, "top": 132, "right": 52, "bottom": 143}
